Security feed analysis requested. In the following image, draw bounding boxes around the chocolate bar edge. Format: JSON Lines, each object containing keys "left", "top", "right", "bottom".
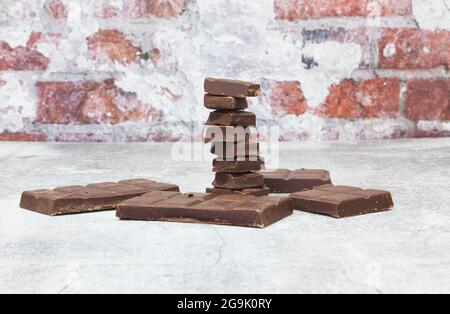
{"left": 204, "top": 78, "right": 261, "bottom": 97}
{"left": 290, "top": 187, "right": 394, "bottom": 219}
{"left": 261, "top": 169, "right": 333, "bottom": 193}
{"left": 116, "top": 194, "right": 293, "bottom": 228}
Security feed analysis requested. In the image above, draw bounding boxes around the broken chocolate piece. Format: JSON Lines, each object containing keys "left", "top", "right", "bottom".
{"left": 206, "top": 186, "right": 270, "bottom": 197}
{"left": 290, "top": 184, "right": 394, "bottom": 218}
{"left": 20, "top": 179, "right": 180, "bottom": 216}
{"left": 117, "top": 191, "right": 292, "bottom": 228}
{"left": 211, "top": 141, "right": 260, "bottom": 160}
{"left": 213, "top": 172, "right": 265, "bottom": 190}
{"left": 204, "top": 94, "right": 248, "bottom": 110}
{"left": 259, "top": 169, "right": 332, "bottom": 193}
{"left": 204, "top": 126, "right": 257, "bottom": 143}
{"left": 204, "top": 77, "right": 260, "bottom": 97}
{"left": 206, "top": 111, "right": 256, "bottom": 127}
{"left": 213, "top": 158, "right": 263, "bottom": 173}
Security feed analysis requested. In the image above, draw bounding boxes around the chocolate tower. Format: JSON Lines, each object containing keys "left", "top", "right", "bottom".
{"left": 203, "top": 78, "right": 269, "bottom": 196}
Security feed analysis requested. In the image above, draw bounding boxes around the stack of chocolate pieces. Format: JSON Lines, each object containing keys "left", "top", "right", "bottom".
{"left": 203, "top": 78, "right": 269, "bottom": 197}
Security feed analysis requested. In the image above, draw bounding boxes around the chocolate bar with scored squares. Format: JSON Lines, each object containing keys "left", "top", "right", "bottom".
{"left": 20, "top": 179, "right": 179, "bottom": 216}
{"left": 290, "top": 184, "right": 394, "bottom": 218}
{"left": 117, "top": 191, "right": 292, "bottom": 228}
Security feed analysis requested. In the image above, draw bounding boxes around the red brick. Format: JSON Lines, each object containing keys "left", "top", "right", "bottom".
{"left": 317, "top": 78, "right": 401, "bottom": 119}
{"left": 125, "top": 0, "right": 188, "bottom": 18}
{"left": 37, "top": 79, "right": 161, "bottom": 124}
{"left": 406, "top": 79, "right": 449, "bottom": 121}
{"left": 87, "top": 29, "right": 142, "bottom": 65}
{"left": 0, "top": 42, "right": 49, "bottom": 71}
{"left": 44, "top": 0, "right": 68, "bottom": 19}
{"left": 275, "top": 0, "right": 412, "bottom": 21}
{"left": 379, "top": 28, "right": 450, "bottom": 69}
{"left": 270, "top": 81, "right": 308, "bottom": 116}
{"left": 95, "top": 4, "right": 120, "bottom": 18}
{"left": 0, "top": 133, "right": 47, "bottom": 142}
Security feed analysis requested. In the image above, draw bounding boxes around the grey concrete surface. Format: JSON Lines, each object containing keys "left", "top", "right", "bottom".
{"left": 0, "top": 139, "right": 449, "bottom": 294}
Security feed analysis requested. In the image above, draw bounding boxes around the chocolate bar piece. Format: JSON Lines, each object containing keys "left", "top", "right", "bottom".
{"left": 20, "top": 179, "right": 179, "bottom": 216}
{"left": 290, "top": 184, "right": 394, "bottom": 218}
{"left": 213, "top": 158, "right": 263, "bottom": 173}
{"left": 259, "top": 169, "right": 332, "bottom": 193}
{"left": 204, "top": 78, "right": 260, "bottom": 97}
{"left": 117, "top": 191, "right": 292, "bottom": 228}
{"left": 204, "top": 126, "right": 256, "bottom": 143}
{"left": 211, "top": 141, "right": 260, "bottom": 159}
{"left": 213, "top": 172, "right": 265, "bottom": 190}
{"left": 206, "top": 111, "right": 256, "bottom": 127}
{"left": 204, "top": 94, "right": 248, "bottom": 110}
{"left": 206, "top": 187, "right": 270, "bottom": 197}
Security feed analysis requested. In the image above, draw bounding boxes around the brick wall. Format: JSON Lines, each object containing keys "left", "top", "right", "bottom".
{"left": 0, "top": 0, "right": 448, "bottom": 142}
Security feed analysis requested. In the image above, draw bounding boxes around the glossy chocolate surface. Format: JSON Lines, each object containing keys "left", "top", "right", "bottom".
{"left": 290, "top": 184, "right": 394, "bottom": 218}
{"left": 20, "top": 179, "right": 179, "bottom": 216}
{"left": 117, "top": 191, "right": 292, "bottom": 228}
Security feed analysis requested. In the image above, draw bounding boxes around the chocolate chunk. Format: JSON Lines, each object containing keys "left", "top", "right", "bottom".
{"left": 20, "top": 179, "right": 180, "bottom": 216}
{"left": 117, "top": 191, "right": 292, "bottom": 228}
{"left": 204, "top": 94, "right": 248, "bottom": 110}
{"left": 204, "top": 126, "right": 256, "bottom": 143}
{"left": 211, "top": 141, "right": 260, "bottom": 159}
{"left": 206, "top": 110, "right": 256, "bottom": 127}
{"left": 213, "top": 158, "right": 263, "bottom": 173}
{"left": 206, "top": 186, "right": 270, "bottom": 197}
{"left": 259, "top": 169, "right": 332, "bottom": 193}
{"left": 260, "top": 159, "right": 266, "bottom": 170}
{"left": 204, "top": 78, "right": 260, "bottom": 97}
{"left": 290, "top": 184, "right": 394, "bottom": 218}
{"left": 213, "top": 172, "right": 265, "bottom": 190}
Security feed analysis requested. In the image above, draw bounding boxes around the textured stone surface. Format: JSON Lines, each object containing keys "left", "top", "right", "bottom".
{"left": 0, "top": 74, "right": 35, "bottom": 133}
{"left": 0, "top": 0, "right": 448, "bottom": 142}
{"left": 301, "top": 28, "right": 371, "bottom": 68}
{"left": 0, "top": 139, "right": 449, "bottom": 293}
{"left": 412, "top": 0, "right": 450, "bottom": 30}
